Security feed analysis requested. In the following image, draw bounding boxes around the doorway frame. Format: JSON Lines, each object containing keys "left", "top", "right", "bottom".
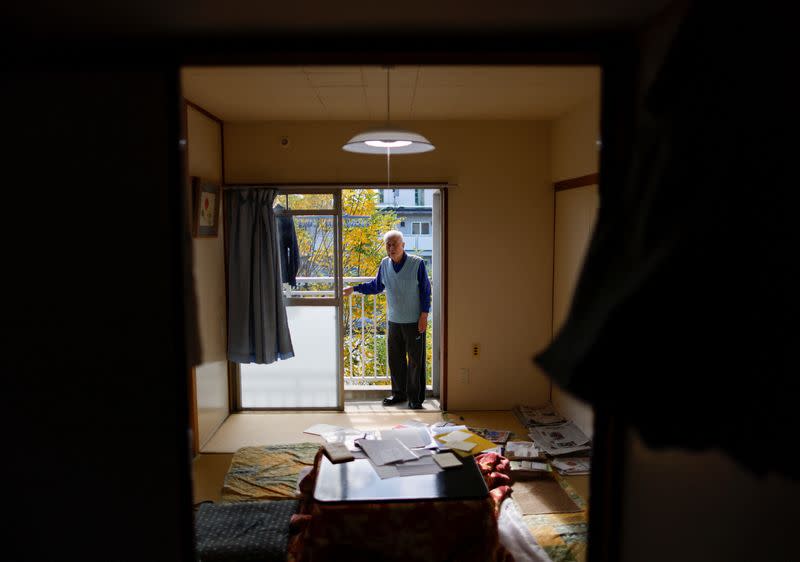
{"left": 181, "top": 35, "right": 636, "bottom": 562}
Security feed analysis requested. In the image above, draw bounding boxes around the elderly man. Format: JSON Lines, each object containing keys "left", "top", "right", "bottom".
{"left": 343, "top": 230, "right": 432, "bottom": 409}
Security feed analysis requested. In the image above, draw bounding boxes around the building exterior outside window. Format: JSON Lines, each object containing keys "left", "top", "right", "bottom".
{"left": 376, "top": 188, "right": 434, "bottom": 270}
{"left": 412, "top": 222, "right": 430, "bottom": 235}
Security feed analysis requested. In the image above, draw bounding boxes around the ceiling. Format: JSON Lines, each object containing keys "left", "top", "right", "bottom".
{"left": 12, "top": 1, "right": 671, "bottom": 36}
{"left": 181, "top": 65, "right": 601, "bottom": 122}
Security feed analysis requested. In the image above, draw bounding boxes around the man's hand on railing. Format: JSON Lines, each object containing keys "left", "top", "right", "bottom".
{"left": 343, "top": 286, "right": 354, "bottom": 298}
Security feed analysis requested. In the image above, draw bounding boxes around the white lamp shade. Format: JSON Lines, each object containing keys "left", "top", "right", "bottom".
{"left": 342, "top": 128, "right": 435, "bottom": 154}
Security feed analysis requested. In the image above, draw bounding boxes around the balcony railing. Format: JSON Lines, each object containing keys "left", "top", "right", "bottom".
{"left": 287, "top": 276, "right": 433, "bottom": 388}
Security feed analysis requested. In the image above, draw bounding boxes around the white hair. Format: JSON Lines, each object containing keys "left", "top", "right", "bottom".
{"left": 383, "top": 230, "right": 404, "bottom": 243}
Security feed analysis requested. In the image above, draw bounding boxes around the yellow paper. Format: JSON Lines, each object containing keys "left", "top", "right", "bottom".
{"left": 434, "top": 430, "right": 498, "bottom": 457}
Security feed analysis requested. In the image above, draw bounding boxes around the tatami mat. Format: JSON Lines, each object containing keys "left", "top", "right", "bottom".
{"left": 194, "top": 408, "right": 589, "bottom": 511}
{"left": 201, "top": 407, "right": 445, "bottom": 453}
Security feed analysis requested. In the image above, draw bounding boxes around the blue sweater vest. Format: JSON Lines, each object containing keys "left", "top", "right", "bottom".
{"left": 381, "top": 254, "right": 422, "bottom": 323}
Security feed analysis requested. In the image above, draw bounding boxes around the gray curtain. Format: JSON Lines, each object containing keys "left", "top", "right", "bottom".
{"left": 226, "top": 188, "right": 294, "bottom": 364}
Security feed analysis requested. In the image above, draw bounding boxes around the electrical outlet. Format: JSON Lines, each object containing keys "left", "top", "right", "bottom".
{"left": 472, "top": 343, "right": 480, "bottom": 358}
{"left": 460, "top": 368, "right": 470, "bottom": 384}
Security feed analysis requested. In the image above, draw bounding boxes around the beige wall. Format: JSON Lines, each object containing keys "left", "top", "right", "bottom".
{"left": 187, "top": 106, "right": 228, "bottom": 447}
{"left": 225, "top": 120, "right": 554, "bottom": 409}
{"left": 552, "top": 185, "right": 598, "bottom": 437}
{"left": 549, "top": 96, "right": 600, "bottom": 436}
{"left": 551, "top": 95, "right": 601, "bottom": 182}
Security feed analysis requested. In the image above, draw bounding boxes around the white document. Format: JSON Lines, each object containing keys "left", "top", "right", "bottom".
{"left": 430, "top": 424, "right": 468, "bottom": 437}
{"left": 303, "top": 423, "right": 345, "bottom": 436}
{"left": 371, "top": 463, "right": 400, "bottom": 479}
{"left": 448, "top": 440, "right": 476, "bottom": 452}
{"left": 321, "top": 428, "right": 365, "bottom": 442}
{"left": 396, "top": 456, "right": 442, "bottom": 476}
{"left": 379, "top": 427, "right": 434, "bottom": 449}
{"left": 433, "top": 452, "right": 462, "bottom": 468}
{"left": 321, "top": 428, "right": 366, "bottom": 451}
{"left": 510, "top": 460, "right": 550, "bottom": 472}
{"left": 551, "top": 457, "right": 591, "bottom": 475}
{"left": 393, "top": 419, "right": 430, "bottom": 428}
{"left": 505, "top": 441, "right": 539, "bottom": 459}
{"left": 439, "top": 430, "right": 472, "bottom": 443}
{"left": 356, "top": 438, "right": 419, "bottom": 466}
{"left": 371, "top": 455, "right": 442, "bottom": 479}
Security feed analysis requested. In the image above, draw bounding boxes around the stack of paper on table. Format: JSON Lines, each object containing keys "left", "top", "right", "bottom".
{"left": 370, "top": 450, "right": 444, "bottom": 479}
{"left": 355, "top": 438, "right": 418, "bottom": 466}
{"left": 379, "top": 427, "right": 436, "bottom": 449}
{"left": 433, "top": 429, "right": 497, "bottom": 456}
{"left": 528, "top": 421, "right": 591, "bottom": 456}
{"left": 354, "top": 436, "right": 444, "bottom": 480}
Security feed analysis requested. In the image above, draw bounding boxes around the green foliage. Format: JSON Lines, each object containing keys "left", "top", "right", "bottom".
{"left": 292, "top": 189, "right": 432, "bottom": 387}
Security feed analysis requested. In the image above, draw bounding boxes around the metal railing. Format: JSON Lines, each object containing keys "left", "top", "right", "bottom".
{"left": 287, "top": 276, "right": 432, "bottom": 387}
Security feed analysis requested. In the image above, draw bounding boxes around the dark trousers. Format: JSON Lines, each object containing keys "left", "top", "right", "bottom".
{"left": 387, "top": 321, "right": 426, "bottom": 404}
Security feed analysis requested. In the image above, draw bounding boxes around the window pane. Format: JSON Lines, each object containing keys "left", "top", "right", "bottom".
{"left": 421, "top": 223, "right": 430, "bottom": 235}
{"left": 286, "top": 215, "right": 335, "bottom": 298}
{"left": 240, "top": 306, "right": 337, "bottom": 407}
{"left": 412, "top": 223, "right": 420, "bottom": 234}
{"left": 273, "top": 193, "right": 334, "bottom": 210}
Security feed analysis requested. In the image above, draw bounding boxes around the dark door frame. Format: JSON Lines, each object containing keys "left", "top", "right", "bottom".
{"left": 176, "top": 35, "right": 635, "bottom": 562}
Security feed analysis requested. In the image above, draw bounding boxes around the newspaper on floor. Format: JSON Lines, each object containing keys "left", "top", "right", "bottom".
{"left": 550, "top": 457, "right": 591, "bottom": 475}
{"left": 512, "top": 404, "right": 566, "bottom": 428}
{"left": 528, "top": 421, "right": 591, "bottom": 456}
{"left": 504, "top": 441, "right": 543, "bottom": 460}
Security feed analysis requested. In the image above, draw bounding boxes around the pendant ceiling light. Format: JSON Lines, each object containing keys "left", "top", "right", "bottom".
{"left": 342, "top": 65, "right": 435, "bottom": 155}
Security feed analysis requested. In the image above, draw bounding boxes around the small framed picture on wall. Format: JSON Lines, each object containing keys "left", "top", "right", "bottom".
{"left": 192, "top": 177, "right": 220, "bottom": 237}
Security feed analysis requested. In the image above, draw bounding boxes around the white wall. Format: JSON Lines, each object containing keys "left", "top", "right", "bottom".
{"left": 225, "top": 120, "right": 554, "bottom": 409}
{"left": 187, "top": 106, "right": 229, "bottom": 447}
{"left": 549, "top": 96, "right": 600, "bottom": 436}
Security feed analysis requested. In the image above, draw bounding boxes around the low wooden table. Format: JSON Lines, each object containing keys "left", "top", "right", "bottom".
{"left": 292, "top": 453, "right": 504, "bottom": 561}
{"left": 313, "top": 454, "right": 489, "bottom": 502}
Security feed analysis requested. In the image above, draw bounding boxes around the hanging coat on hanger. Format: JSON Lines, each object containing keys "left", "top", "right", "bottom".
{"left": 274, "top": 204, "right": 300, "bottom": 287}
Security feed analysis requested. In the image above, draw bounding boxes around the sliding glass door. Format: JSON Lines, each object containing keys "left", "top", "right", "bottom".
{"left": 235, "top": 185, "right": 443, "bottom": 410}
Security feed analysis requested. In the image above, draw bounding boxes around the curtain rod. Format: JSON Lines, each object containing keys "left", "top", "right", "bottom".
{"left": 222, "top": 182, "right": 454, "bottom": 190}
